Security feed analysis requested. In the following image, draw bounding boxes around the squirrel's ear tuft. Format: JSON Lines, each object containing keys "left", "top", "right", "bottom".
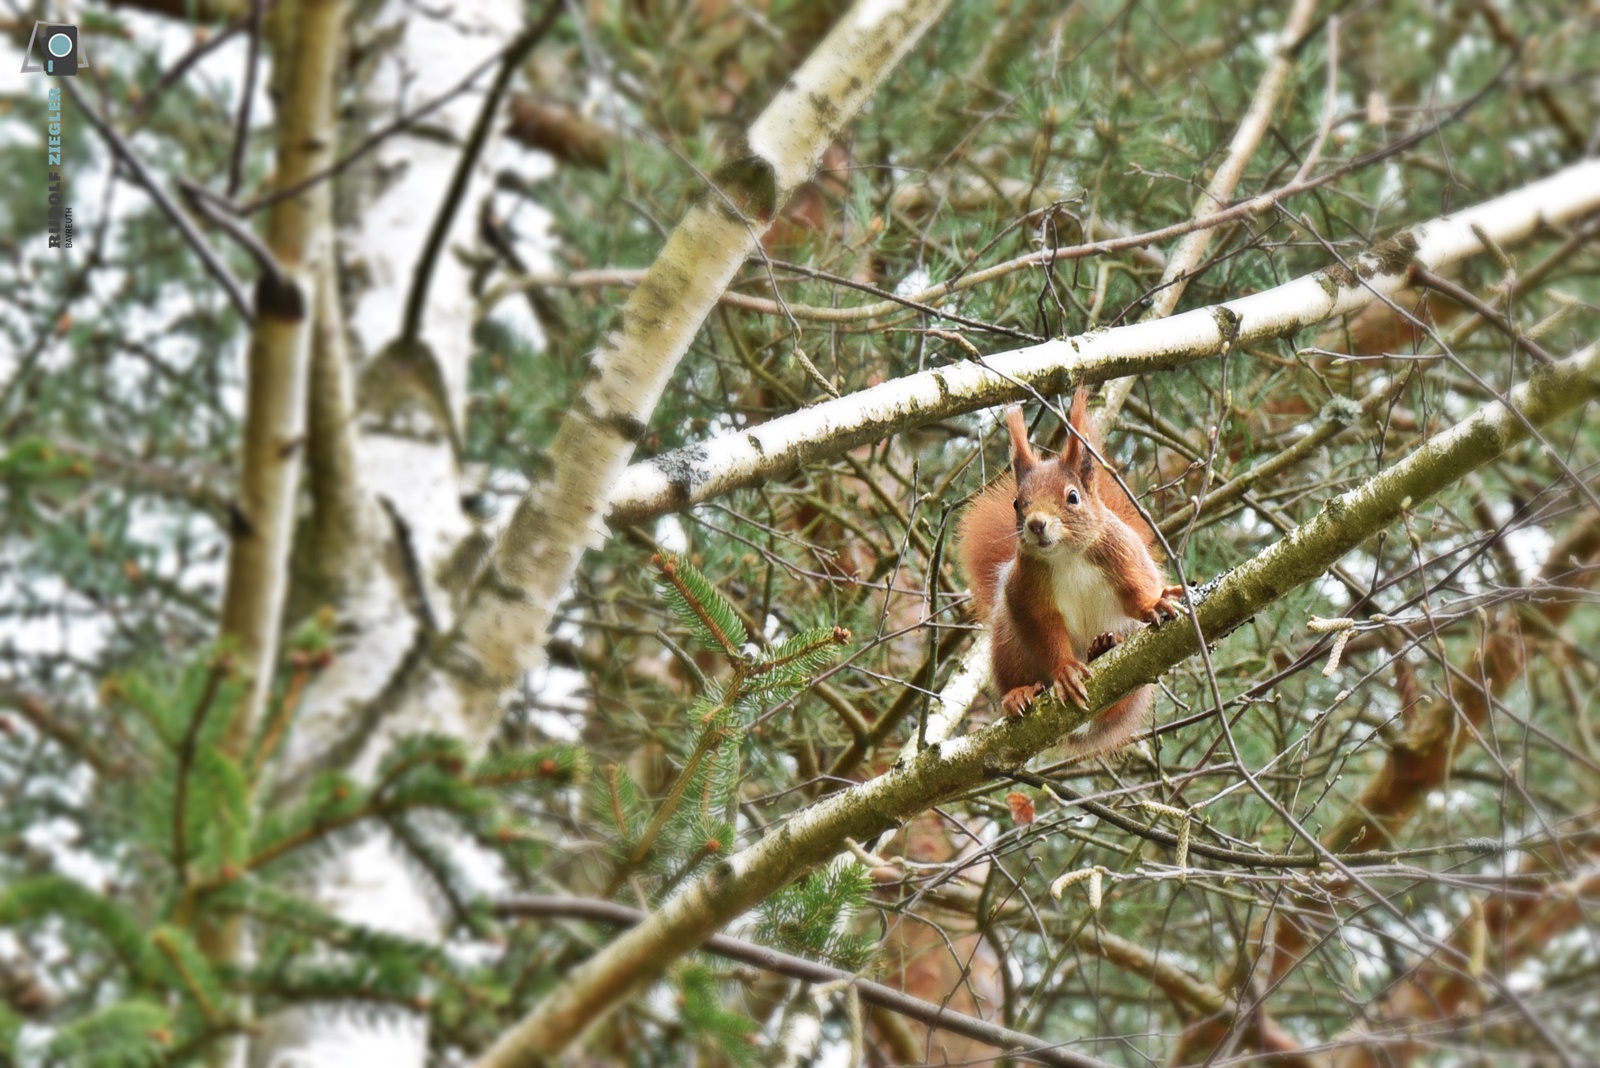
{"left": 1005, "top": 406, "right": 1037, "bottom": 478}
{"left": 1063, "top": 387, "right": 1098, "bottom": 486}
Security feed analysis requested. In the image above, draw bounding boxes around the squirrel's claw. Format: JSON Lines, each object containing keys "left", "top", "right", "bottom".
{"left": 1001, "top": 683, "right": 1044, "bottom": 717}
{"left": 1051, "top": 661, "right": 1091, "bottom": 708}
{"left": 1087, "top": 631, "right": 1121, "bottom": 661}
{"left": 1143, "top": 584, "right": 1188, "bottom": 625}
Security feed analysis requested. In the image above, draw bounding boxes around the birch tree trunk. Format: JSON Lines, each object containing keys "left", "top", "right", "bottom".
{"left": 244, "top": 0, "right": 519, "bottom": 1063}
{"left": 215, "top": 0, "right": 342, "bottom": 758}
{"left": 201, "top": 2, "right": 343, "bottom": 1063}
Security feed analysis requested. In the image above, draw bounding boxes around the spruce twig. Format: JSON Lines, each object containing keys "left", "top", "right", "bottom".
{"left": 654, "top": 554, "right": 746, "bottom": 660}
{"left": 152, "top": 928, "right": 223, "bottom": 1027}
{"left": 172, "top": 654, "right": 233, "bottom": 885}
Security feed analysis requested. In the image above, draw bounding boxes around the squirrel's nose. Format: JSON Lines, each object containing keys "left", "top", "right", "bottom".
{"left": 1027, "top": 517, "right": 1047, "bottom": 537}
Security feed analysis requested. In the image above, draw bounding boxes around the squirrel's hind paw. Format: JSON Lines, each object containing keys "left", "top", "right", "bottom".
{"left": 1051, "top": 662, "right": 1091, "bottom": 708}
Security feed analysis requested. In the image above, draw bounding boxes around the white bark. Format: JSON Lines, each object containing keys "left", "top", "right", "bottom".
{"left": 608, "top": 157, "right": 1600, "bottom": 526}
{"left": 436, "top": 0, "right": 955, "bottom": 746}
{"left": 273, "top": 0, "right": 519, "bottom": 789}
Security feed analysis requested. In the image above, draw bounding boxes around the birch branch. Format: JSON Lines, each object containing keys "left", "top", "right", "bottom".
{"left": 201, "top": 6, "right": 343, "bottom": 1065}
{"left": 302, "top": 239, "right": 376, "bottom": 591}
{"left": 439, "top": 0, "right": 954, "bottom": 734}
{"left": 608, "top": 159, "right": 1600, "bottom": 526}
{"left": 477, "top": 336, "right": 1600, "bottom": 1060}
{"left": 216, "top": 0, "right": 343, "bottom": 758}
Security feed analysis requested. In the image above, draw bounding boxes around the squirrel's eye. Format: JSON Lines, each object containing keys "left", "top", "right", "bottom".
{"left": 1066, "top": 488, "right": 1080, "bottom": 505}
{"left": 1013, "top": 498, "right": 1021, "bottom": 510}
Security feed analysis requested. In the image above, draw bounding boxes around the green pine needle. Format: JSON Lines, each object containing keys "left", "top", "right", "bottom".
{"left": 654, "top": 553, "right": 749, "bottom": 658}
{"left": 0, "top": 876, "right": 162, "bottom": 987}
{"left": 472, "top": 742, "right": 589, "bottom": 790}
{"left": 676, "top": 964, "right": 759, "bottom": 1065}
{"left": 42, "top": 999, "right": 172, "bottom": 1068}
{"left": 757, "top": 861, "right": 874, "bottom": 970}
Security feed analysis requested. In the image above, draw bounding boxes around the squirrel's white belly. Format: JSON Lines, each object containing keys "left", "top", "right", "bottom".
{"left": 1050, "top": 552, "right": 1137, "bottom": 658}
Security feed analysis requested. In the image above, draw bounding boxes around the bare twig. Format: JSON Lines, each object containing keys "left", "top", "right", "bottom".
{"left": 1410, "top": 266, "right": 1555, "bottom": 365}
{"left": 400, "top": 0, "right": 564, "bottom": 345}
{"left": 61, "top": 78, "right": 253, "bottom": 321}
{"left": 225, "top": 0, "right": 265, "bottom": 198}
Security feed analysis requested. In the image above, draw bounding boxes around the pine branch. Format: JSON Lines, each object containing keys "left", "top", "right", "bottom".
{"left": 746, "top": 626, "right": 851, "bottom": 678}
{"left": 248, "top": 650, "right": 328, "bottom": 783}
{"left": 151, "top": 927, "right": 224, "bottom": 1027}
{"left": 654, "top": 554, "right": 748, "bottom": 660}
{"left": 0, "top": 686, "right": 125, "bottom": 778}
{"left": 615, "top": 716, "right": 732, "bottom": 881}
{"left": 0, "top": 877, "right": 163, "bottom": 988}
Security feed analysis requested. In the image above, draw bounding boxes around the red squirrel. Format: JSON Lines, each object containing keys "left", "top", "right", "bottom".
{"left": 956, "top": 389, "right": 1185, "bottom": 758}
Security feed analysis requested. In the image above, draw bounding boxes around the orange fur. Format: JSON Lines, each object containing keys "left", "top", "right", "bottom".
{"left": 955, "top": 389, "right": 1185, "bottom": 759}
{"left": 956, "top": 473, "right": 1018, "bottom": 622}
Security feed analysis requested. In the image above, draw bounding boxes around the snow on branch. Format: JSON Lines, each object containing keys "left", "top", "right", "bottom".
{"left": 609, "top": 158, "right": 1600, "bottom": 526}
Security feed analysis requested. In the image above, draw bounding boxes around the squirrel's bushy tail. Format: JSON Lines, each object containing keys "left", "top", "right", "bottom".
{"left": 956, "top": 473, "right": 1018, "bottom": 620}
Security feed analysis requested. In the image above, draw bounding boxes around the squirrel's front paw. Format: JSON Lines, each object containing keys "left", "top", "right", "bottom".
{"left": 1051, "top": 661, "right": 1091, "bottom": 708}
{"left": 1001, "top": 683, "right": 1044, "bottom": 717}
{"left": 1142, "top": 584, "right": 1188, "bottom": 625}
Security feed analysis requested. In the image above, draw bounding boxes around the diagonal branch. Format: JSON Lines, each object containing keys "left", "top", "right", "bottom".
{"left": 477, "top": 338, "right": 1600, "bottom": 1060}
{"left": 62, "top": 78, "right": 253, "bottom": 322}
{"left": 434, "top": 0, "right": 955, "bottom": 740}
